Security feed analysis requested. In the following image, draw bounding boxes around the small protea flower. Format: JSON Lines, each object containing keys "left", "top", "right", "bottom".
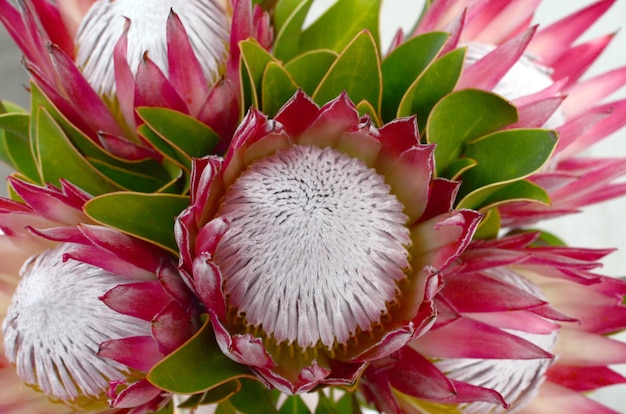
{"left": 0, "top": 0, "right": 271, "bottom": 160}
{"left": 0, "top": 177, "right": 200, "bottom": 412}
{"left": 174, "top": 90, "right": 482, "bottom": 394}
{"left": 411, "top": 0, "right": 626, "bottom": 226}
{"left": 361, "top": 233, "right": 626, "bottom": 413}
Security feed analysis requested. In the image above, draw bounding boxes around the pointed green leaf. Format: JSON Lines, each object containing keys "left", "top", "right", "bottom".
{"left": 426, "top": 89, "right": 518, "bottom": 175}
{"left": 154, "top": 401, "right": 174, "bottom": 414}
{"left": 0, "top": 111, "right": 29, "bottom": 138}
{"left": 473, "top": 208, "right": 500, "bottom": 240}
{"left": 284, "top": 49, "right": 338, "bottom": 96}
{"left": 381, "top": 32, "right": 449, "bottom": 121}
{"left": 240, "top": 39, "right": 280, "bottom": 108}
{"left": 262, "top": 62, "right": 299, "bottom": 117}
{"left": 300, "top": 0, "right": 381, "bottom": 53}
{"left": 313, "top": 31, "right": 381, "bottom": 108}
{"left": 0, "top": 100, "right": 27, "bottom": 114}
{"left": 336, "top": 391, "right": 364, "bottom": 414}
{"left": 88, "top": 158, "right": 184, "bottom": 195}
{"left": 279, "top": 396, "right": 309, "bottom": 414}
{"left": 460, "top": 128, "right": 558, "bottom": 193}
{"left": 147, "top": 316, "right": 255, "bottom": 393}
{"left": 398, "top": 47, "right": 466, "bottom": 130}
{"left": 136, "top": 107, "right": 220, "bottom": 161}
{"left": 34, "top": 108, "right": 122, "bottom": 194}
{"left": 444, "top": 157, "right": 477, "bottom": 180}
{"left": 84, "top": 192, "right": 189, "bottom": 253}
{"left": 29, "top": 83, "right": 174, "bottom": 192}
{"left": 457, "top": 180, "right": 551, "bottom": 211}
{"left": 215, "top": 401, "right": 239, "bottom": 414}
{"left": 178, "top": 381, "right": 241, "bottom": 408}
{"left": 315, "top": 392, "right": 339, "bottom": 414}
{"left": 138, "top": 124, "right": 189, "bottom": 172}
{"left": 273, "top": 0, "right": 314, "bottom": 62}
{"left": 0, "top": 130, "right": 39, "bottom": 182}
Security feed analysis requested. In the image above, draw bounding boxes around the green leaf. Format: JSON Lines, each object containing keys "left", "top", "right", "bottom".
{"left": 29, "top": 83, "right": 174, "bottom": 192}
{"left": 147, "top": 317, "right": 256, "bottom": 394}
{"left": 240, "top": 39, "right": 280, "bottom": 108}
{"left": 273, "top": 0, "right": 314, "bottom": 62}
{"left": 136, "top": 107, "right": 220, "bottom": 162}
{"left": 381, "top": 32, "right": 449, "bottom": 122}
{"left": 34, "top": 108, "right": 122, "bottom": 194}
{"left": 284, "top": 50, "right": 338, "bottom": 96}
{"left": 300, "top": 0, "right": 381, "bottom": 53}
{"left": 426, "top": 89, "right": 518, "bottom": 175}
{"left": 230, "top": 380, "right": 280, "bottom": 414}
{"left": 457, "top": 180, "right": 551, "bottom": 211}
{"left": 0, "top": 129, "right": 39, "bottom": 182}
{"left": 473, "top": 208, "right": 500, "bottom": 240}
{"left": 398, "top": 47, "right": 466, "bottom": 131}
{"left": 279, "top": 396, "right": 310, "bottom": 414}
{"left": 315, "top": 392, "right": 339, "bottom": 414}
{"left": 84, "top": 192, "right": 189, "bottom": 253}
{"left": 460, "top": 128, "right": 558, "bottom": 193}
{"left": 443, "top": 157, "right": 477, "bottom": 180}
{"left": 137, "top": 124, "right": 189, "bottom": 172}
{"left": 0, "top": 100, "right": 27, "bottom": 113}
{"left": 335, "top": 392, "right": 364, "bottom": 414}
{"left": 313, "top": 31, "right": 381, "bottom": 109}
{"left": 262, "top": 62, "right": 299, "bottom": 117}
{"left": 178, "top": 381, "right": 242, "bottom": 408}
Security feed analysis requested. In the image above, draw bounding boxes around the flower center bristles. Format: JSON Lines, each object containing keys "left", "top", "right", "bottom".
{"left": 2, "top": 244, "right": 150, "bottom": 405}
{"left": 214, "top": 145, "right": 411, "bottom": 351}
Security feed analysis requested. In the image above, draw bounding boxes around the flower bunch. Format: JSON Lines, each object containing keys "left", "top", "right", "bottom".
{"left": 1, "top": 0, "right": 626, "bottom": 413}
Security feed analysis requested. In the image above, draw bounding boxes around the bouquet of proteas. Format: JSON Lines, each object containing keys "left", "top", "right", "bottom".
{"left": 2, "top": 0, "right": 626, "bottom": 413}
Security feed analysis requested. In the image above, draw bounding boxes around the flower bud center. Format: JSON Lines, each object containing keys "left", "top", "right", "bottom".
{"left": 214, "top": 145, "right": 411, "bottom": 350}
{"left": 75, "top": 0, "right": 229, "bottom": 95}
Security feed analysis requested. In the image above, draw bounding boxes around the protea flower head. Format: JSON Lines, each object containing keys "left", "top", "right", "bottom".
{"left": 409, "top": 0, "right": 626, "bottom": 226}
{"left": 0, "top": 177, "right": 200, "bottom": 412}
{"left": 361, "top": 233, "right": 626, "bottom": 413}
{"left": 174, "top": 90, "right": 482, "bottom": 394}
{"left": 0, "top": 0, "right": 271, "bottom": 166}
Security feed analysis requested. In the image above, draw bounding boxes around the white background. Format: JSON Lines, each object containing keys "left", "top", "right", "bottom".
{"left": 1, "top": 0, "right": 626, "bottom": 411}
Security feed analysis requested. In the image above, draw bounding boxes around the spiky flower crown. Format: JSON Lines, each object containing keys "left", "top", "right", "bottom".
{"left": 1, "top": 0, "right": 626, "bottom": 413}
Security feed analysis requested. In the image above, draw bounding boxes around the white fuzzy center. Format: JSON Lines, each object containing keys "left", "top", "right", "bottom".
{"left": 75, "top": 0, "right": 229, "bottom": 96}
{"left": 214, "top": 145, "right": 411, "bottom": 350}
{"left": 2, "top": 244, "right": 150, "bottom": 403}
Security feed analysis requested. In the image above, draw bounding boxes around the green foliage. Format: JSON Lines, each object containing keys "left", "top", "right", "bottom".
{"left": 84, "top": 192, "right": 190, "bottom": 253}
{"left": 147, "top": 317, "right": 256, "bottom": 393}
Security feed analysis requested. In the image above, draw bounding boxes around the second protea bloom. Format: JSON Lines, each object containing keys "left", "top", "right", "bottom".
{"left": 74, "top": 0, "right": 229, "bottom": 97}
{"left": 360, "top": 233, "right": 626, "bottom": 413}
{"left": 175, "top": 90, "right": 482, "bottom": 393}
{"left": 0, "top": 178, "right": 200, "bottom": 412}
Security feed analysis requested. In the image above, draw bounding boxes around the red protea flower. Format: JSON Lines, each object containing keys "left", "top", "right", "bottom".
{"left": 0, "top": 178, "right": 199, "bottom": 412}
{"left": 409, "top": 0, "right": 626, "bottom": 226}
{"left": 361, "top": 233, "right": 626, "bottom": 413}
{"left": 175, "top": 90, "right": 482, "bottom": 394}
{"left": 0, "top": 0, "right": 271, "bottom": 156}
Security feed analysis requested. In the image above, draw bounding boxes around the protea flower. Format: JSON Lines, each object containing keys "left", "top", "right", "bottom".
{"left": 409, "top": 0, "right": 626, "bottom": 225}
{"left": 0, "top": 177, "right": 200, "bottom": 412}
{"left": 361, "top": 232, "right": 626, "bottom": 413}
{"left": 174, "top": 90, "right": 482, "bottom": 394}
{"left": 0, "top": 0, "right": 270, "bottom": 167}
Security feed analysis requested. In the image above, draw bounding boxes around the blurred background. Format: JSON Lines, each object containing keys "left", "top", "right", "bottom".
{"left": 1, "top": 0, "right": 626, "bottom": 411}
